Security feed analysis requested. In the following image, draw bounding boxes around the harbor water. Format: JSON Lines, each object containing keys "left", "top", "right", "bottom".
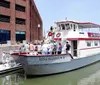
{"left": 0, "top": 61, "right": 100, "bottom": 85}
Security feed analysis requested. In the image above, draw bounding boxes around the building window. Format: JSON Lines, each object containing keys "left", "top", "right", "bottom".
{"left": 0, "top": 1, "right": 10, "bottom": 8}
{"left": 16, "top": 31, "right": 26, "bottom": 42}
{"left": 15, "top": 4, "right": 25, "bottom": 12}
{"left": 0, "top": 30, "right": 10, "bottom": 43}
{"left": 0, "top": 15, "right": 10, "bottom": 23}
{"left": 16, "top": 18, "right": 25, "bottom": 25}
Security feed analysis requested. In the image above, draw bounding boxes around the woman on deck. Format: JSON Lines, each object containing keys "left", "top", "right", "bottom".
{"left": 57, "top": 43, "right": 62, "bottom": 54}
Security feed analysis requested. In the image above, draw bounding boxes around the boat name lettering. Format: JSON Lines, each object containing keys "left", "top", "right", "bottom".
{"left": 88, "top": 32, "right": 100, "bottom": 37}
{"left": 39, "top": 56, "right": 66, "bottom": 61}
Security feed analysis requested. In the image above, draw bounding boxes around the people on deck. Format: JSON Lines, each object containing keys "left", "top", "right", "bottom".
{"left": 29, "top": 42, "right": 34, "bottom": 51}
{"left": 48, "top": 43, "right": 53, "bottom": 54}
{"left": 38, "top": 44, "right": 42, "bottom": 54}
{"left": 42, "top": 43, "right": 49, "bottom": 55}
{"left": 19, "top": 44, "right": 25, "bottom": 52}
{"left": 47, "top": 47, "right": 50, "bottom": 54}
{"left": 52, "top": 42, "right": 57, "bottom": 54}
{"left": 61, "top": 42, "right": 66, "bottom": 54}
{"left": 24, "top": 42, "right": 29, "bottom": 52}
{"left": 19, "top": 40, "right": 71, "bottom": 55}
{"left": 34, "top": 45, "right": 38, "bottom": 51}
{"left": 57, "top": 43, "right": 62, "bottom": 54}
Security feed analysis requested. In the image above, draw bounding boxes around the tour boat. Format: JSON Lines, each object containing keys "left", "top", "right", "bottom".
{"left": 11, "top": 20, "right": 100, "bottom": 76}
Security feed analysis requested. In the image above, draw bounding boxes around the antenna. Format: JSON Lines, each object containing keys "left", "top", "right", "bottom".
{"left": 65, "top": 17, "right": 67, "bottom": 21}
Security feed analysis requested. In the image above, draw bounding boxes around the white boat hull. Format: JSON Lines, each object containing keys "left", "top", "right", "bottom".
{"left": 12, "top": 53, "right": 100, "bottom": 76}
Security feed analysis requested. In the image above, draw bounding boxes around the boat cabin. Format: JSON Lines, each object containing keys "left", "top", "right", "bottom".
{"left": 52, "top": 21, "right": 100, "bottom": 58}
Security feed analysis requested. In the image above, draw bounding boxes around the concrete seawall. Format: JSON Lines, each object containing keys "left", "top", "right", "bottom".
{"left": 0, "top": 45, "right": 20, "bottom": 52}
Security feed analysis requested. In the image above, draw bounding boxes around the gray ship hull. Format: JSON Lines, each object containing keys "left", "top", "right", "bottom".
{"left": 11, "top": 53, "right": 100, "bottom": 75}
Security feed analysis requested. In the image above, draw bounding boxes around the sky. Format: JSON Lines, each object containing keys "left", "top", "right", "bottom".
{"left": 34, "top": 0, "right": 100, "bottom": 33}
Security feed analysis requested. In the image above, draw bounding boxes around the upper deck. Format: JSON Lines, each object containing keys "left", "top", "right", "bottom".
{"left": 55, "top": 21, "right": 100, "bottom": 33}
{"left": 53, "top": 21, "right": 100, "bottom": 40}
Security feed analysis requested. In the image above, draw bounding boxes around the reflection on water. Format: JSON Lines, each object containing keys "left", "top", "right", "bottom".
{"left": 0, "top": 70, "right": 26, "bottom": 85}
{"left": 0, "top": 62, "right": 100, "bottom": 85}
{"left": 78, "top": 70, "right": 100, "bottom": 85}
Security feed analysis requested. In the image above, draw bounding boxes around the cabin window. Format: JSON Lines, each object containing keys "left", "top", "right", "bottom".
{"left": 73, "top": 24, "right": 76, "bottom": 31}
{"left": 86, "top": 41, "right": 91, "bottom": 46}
{"left": 58, "top": 25, "right": 61, "bottom": 30}
{"left": 66, "top": 24, "right": 70, "bottom": 30}
{"left": 66, "top": 24, "right": 69, "bottom": 27}
{"left": 61, "top": 24, "right": 65, "bottom": 30}
{"left": 70, "top": 24, "right": 73, "bottom": 29}
{"left": 94, "top": 41, "right": 98, "bottom": 46}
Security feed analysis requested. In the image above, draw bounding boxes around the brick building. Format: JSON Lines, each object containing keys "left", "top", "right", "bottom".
{"left": 0, "top": 0, "right": 43, "bottom": 44}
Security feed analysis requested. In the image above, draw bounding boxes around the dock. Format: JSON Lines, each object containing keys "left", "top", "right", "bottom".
{"left": 0, "top": 46, "right": 23, "bottom": 74}
{"left": 0, "top": 63, "right": 22, "bottom": 74}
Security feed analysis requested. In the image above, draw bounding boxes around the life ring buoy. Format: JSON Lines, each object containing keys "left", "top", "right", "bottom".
{"left": 56, "top": 33, "right": 61, "bottom": 37}
{"left": 48, "top": 32, "right": 52, "bottom": 36}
